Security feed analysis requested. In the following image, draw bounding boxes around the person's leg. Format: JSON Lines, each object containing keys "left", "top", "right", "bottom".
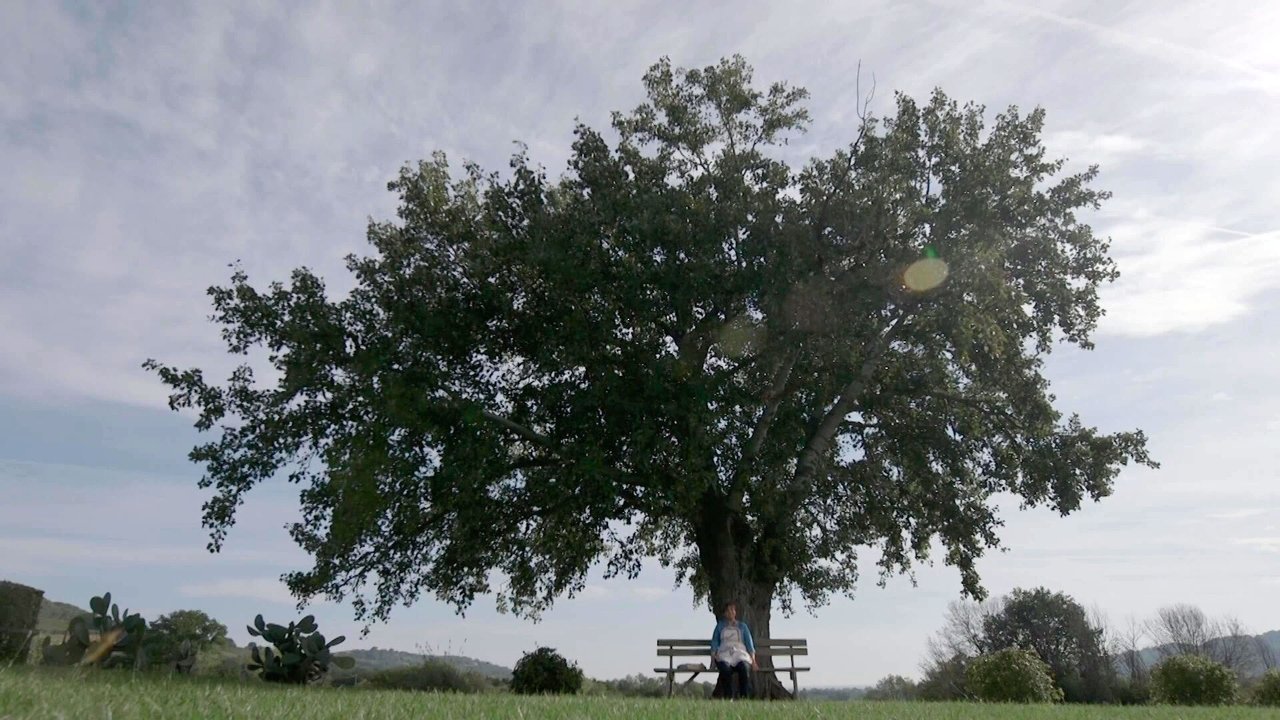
{"left": 733, "top": 661, "right": 752, "bottom": 699}
{"left": 715, "top": 661, "right": 732, "bottom": 700}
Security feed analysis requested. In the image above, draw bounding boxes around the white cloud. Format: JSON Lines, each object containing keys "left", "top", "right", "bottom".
{"left": 630, "top": 587, "right": 670, "bottom": 601}
{"left": 179, "top": 578, "right": 295, "bottom": 605}
{"left": 578, "top": 585, "right": 611, "bottom": 600}
{"left": 1, "top": 0, "right": 1277, "bottom": 408}
{"left": 0, "top": 536, "right": 293, "bottom": 570}
{"left": 1209, "top": 509, "right": 1267, "bottom": 520}
{"left": 1043, "top": 130, "right": 1152, "bottom": 167}
{"left": 574, "top": 584, "right": 670, "bottom": 602}
{"left": 1099, "top": 220, "right": 1280, "bottom": 337}
{"left": 1232, "top": 537, "right": 1280, "bottom": 554}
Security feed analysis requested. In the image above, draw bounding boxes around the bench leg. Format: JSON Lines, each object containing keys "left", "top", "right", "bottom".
{"left": 667, "top": 672, "right": 674, "bottom": 697}
{"left": 791, "top": 671, "right": 798, "bottom": 697}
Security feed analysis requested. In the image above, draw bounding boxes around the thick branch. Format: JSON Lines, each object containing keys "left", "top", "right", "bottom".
{"left": 789, "top": 309, "right": 912, "bottom": 505}
{"left": 744, "top": 349, "right": 798, "bottom": 461}
{"left": 443, "top": 389, "right": 554, "bottom": 448}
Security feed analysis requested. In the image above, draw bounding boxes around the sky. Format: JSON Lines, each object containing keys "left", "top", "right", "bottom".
{"left": 2, "top": 0, "right": 1279, "bottom": 688}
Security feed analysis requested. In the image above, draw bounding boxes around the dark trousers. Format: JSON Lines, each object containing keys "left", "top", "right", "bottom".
{"left": 716, "top": 660, "right": 752, "bottom": 699}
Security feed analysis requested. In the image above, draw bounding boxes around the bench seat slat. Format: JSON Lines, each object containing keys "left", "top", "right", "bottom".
{"left": 658, "top": 648, "right": 808, "bottom": 656}
{"left": 654, "top": 667, "right": 812, "bottom": 673}
{"left": 656, "top": 638, "right": 807, "bottom": 644}
{"left": 757, "top": 647, "right": 808, "bottom": 656}
{"left": 657, "top": 648, "right": 809, "bottom": 657}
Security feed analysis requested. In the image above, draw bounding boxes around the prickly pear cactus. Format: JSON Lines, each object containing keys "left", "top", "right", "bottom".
{"left": 245, "top": 614, "right": 354, "bottom": 684}
{"left": 172, "top": 639, "right": 197, "bottom": 675}
{"left": 41, "top": 616, "right": 91, "bottom": 666}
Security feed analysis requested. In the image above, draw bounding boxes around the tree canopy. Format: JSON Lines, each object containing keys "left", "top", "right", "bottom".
{"left": 981, "top": 587, "right": 1113, "bottom": 702}
{"left": 145, "top": 609, "right": 229, "bottom": 665}
{"left": 147, "top": 56, "right": 1154, "bottom": 638}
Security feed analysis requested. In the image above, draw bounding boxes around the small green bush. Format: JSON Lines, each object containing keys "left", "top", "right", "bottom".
{"left": 1150, "top": 654, "right": 1236, "bottom": 706}
{"left": 1249, "top": 668, "right": 1280, "bottom": 706}
{"left": 510, "top": 647, "right": 583, "bottom": 695}
{"left": 864, "top": 674, "right": 919, "bottom": 701}
{"left": 365, "top": 659, "right": 491, "bottom": 693}
{"left": 1110, "top": 677, "right": 1151, "bottom": 705}
{"left": 966, "top": 648, "right": 1064, "bottom": 703}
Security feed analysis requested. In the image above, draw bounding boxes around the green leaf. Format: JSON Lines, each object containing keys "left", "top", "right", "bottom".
{"left": 332, "top": 656, "right": 355, "bottom": 670}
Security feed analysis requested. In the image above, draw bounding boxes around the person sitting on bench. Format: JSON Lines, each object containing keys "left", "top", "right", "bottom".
{"left": 710, "top": 600, "right": 757, "bottom": 699}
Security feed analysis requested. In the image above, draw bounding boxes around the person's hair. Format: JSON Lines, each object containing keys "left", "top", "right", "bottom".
{"left": 721, "top": 600, "right": 738, "bottom": 615}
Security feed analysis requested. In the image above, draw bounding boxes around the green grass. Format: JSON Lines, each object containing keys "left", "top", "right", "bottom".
{"left": 0, "top": 666, "right": 1273, "bottom": 720}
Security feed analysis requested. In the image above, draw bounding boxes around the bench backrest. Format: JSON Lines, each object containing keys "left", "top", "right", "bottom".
{"left": 656, "top": 638, "right": 808, "bottom": 658}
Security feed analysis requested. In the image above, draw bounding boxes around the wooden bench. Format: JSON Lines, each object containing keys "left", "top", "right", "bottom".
{"left": 655, "top": 637, "right": 810, "bottom": 697}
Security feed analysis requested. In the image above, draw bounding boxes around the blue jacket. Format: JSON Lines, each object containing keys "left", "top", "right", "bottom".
{"left": 710, "top": 619, "right": 754, "bottom": 656}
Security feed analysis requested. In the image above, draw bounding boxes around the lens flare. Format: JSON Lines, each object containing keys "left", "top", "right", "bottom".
{"left": 717, "top": 315, "right": 765, "bottom": 359}
{"left": 903, "top": 256, "right": 948, "bottom": 292}
{"left": 82, "top": 627, "right": 124, "bottom": 665}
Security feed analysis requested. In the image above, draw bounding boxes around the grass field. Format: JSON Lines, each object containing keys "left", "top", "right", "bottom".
{"left": 1, "top": 666, "right": 1274, "bottom": 720}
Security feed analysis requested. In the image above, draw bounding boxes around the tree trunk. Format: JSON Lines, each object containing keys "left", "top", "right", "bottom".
{"left": 696, "top": 495, "right": 794, "bottom": 700}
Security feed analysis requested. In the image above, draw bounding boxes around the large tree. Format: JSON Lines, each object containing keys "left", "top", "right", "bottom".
{"left": 145, "top": 609, "right": 230, "bottom": 665}
{"left": 147, "top": 57, "right": 1153, "bottom": 696}
{"left": 980, "top": 587, "right": 1113, "bottom": 702}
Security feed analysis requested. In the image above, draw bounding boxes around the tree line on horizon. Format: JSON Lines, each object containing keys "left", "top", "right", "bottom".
{"left": 856, "top": 586, "right": 1278, "bottom": 705}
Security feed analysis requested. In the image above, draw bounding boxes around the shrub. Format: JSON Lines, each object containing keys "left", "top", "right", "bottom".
{"left": 1150, "top": 655, "right": 1236, "bottom": 706}
{"left": 1249, "top": 668, "right": 1280, "bottom": 706}
{"left": 365, "top": 658, "right": 491, "bottom": 693}
{"left": 146, "top": 609, "right": 229, "bottom": 672}
{"left": 918, "top": 653, "right": 969, "bottom": 700}
{"left": 864, "top": 674, "right": 919, "bottom": 701}
{"left": 0, "top": 581, "right": 43, "bottom": 663}
{"left": 510, "top": 647, "right": 583, "bottom": 695}
{"left": 966, "top": 648, "right": 1064, "bottom": 703}
{"left": 1110, "top": 677, "right": 1151, "bottom": 705}
{"left": 196, "top": 651, "right": 249, "bottom": 680}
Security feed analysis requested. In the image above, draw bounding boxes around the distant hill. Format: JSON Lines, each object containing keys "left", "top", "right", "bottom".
{"left": 335, "top": 647, "right": 512, "bottom": 679}
{"left": 36, "top": 598, "right": 91, "bottom": 634}
{"left": 189, "top": 643, "right": 512, "bottom": 681}
{"left": 1131, "top": 629, "right": 1280, "bottom": 678}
